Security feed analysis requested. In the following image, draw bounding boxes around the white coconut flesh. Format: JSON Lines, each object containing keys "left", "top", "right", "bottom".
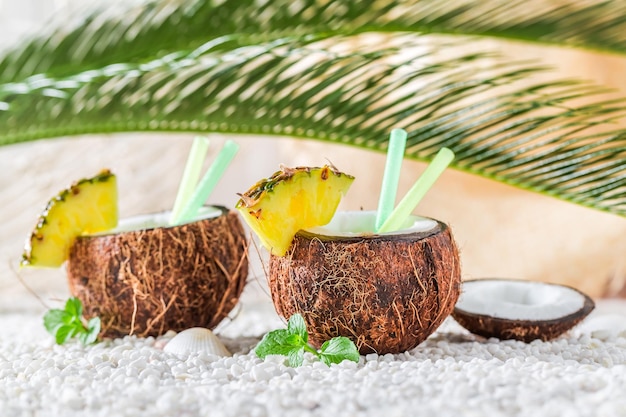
{"left": 107, "top": 206, "right": 224, "bottom": 234}
{"left": 456, "top": 279, "right": 589, "bottom": 321}
{"left": 306, "top": 210, "right": 438, "bottom": 237}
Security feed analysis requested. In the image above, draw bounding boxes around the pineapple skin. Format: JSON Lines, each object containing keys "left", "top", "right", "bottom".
{"left": 236, "top": 165, "right": 354, "bottom": 256}
{"left": 21, "top": 170, "right": 118, "bottom": 268}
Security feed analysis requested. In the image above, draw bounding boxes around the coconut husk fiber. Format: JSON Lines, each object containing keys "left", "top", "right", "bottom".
{"left": 269, "top": 221, "right": 461, "bottom": 354}
{"left": 66, "top": 209, "right": 248, "bottom": 338}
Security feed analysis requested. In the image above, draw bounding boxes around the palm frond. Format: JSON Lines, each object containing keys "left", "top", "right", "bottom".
{"left": 1, "top": 34, "right": 624, "bottom": 215}
{"left": 0, "top": 0, "right": 625, "bottom": 85}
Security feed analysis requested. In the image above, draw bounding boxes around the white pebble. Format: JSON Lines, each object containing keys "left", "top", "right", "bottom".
{"left": 251, "top": 366, "right": 271, "bottom": 382}
{"left": 1, "top": 306, "right": 626, "bottom": 416}
{"left": 230, "top": 364, "right": 244, "bottom": 377}
{"left": 60, "top": 387, "right": 83, "bottom": 409}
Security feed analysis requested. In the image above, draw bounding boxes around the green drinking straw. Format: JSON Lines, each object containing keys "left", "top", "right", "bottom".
{"left": 169, "top": 136, "right": 211, "bottom": 225}
{"left": 375, "top": 128, "right": 407, "bottom": 232}
{"left": 172, "top": 140, "right": 240, "bottom": 225}
{"left": 377, "top": 147, "right": 454, "bottom": 234}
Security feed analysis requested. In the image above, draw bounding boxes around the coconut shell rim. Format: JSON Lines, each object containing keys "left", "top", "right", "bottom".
{"left": 75, "top": 205, "right": 230, "bottom": 238}
{"left": 296, "top": 217, "right": 446, "bottom": 243}
{"left": 452, "top": 278, "right": 595, "bottom": 338}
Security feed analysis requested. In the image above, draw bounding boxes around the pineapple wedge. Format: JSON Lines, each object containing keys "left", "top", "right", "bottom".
{"left": 236, "top": 165, "right": 354, "bottom": 256}
{"left": 21, "top": 170, "right": 118, "bottom": 267}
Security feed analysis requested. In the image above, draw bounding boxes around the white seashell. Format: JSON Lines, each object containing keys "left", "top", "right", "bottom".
{"left": 163, "top": 327, "right": 231, "bottom": 357}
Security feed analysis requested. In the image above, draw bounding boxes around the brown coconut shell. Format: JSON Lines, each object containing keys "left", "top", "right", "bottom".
{"left": 269, "top": 221, "right": 461, "bottom": 354}
{"left": 66, "top": 208, "right": 248, "bottom": 338}
{"left": 452, "top": 279, "right": 595, "bottom": 343}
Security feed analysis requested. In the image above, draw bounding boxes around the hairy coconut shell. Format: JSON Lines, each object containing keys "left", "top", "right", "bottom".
{"left": 452, "top": 279, "right": 595, "bottom": 342}
{"left": 66, "top": 208, "right": 248, "bottom": 338}
{"left": 269, "top": 221, "right": 461, "bottom": 354}
{"left": 452, "top": 309, "right": 594, "bottom": 343}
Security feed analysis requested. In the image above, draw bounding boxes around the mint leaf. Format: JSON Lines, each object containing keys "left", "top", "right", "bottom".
{"left": 255, "top": 316, "right": 310, "bottom": 365}
{"left": 79, "top": 317, "right": 101, "bottom": 345}
{"left": 284, "top": 333, "right": 306, "bottom": 346}
{"left": 287, "top": 346, "right": 305, "bottom": 367}
{"left": 287, "top": 313, "right": 308, "bottom": 343}
{"left": 255, "top": 314, "right": 362, "bottom": 367}
{"left": 319, "top": 337, "right": 360, "bottom": 366}
{"left": 65, "top": 297, "right": 83, "bottom": 318}
{"left": 256, "top": 315, "right": 311, "bottom": 361}
{"left": 43, "top": 309, "right": 67, "bottom": 333}
{"left": 43, "top": 298, "right": 100, "bottom": 345}
{"left": 255, "top": 329, "right": 300, "bottom": 359}
{"left": 55, "top": 324, "right": 79, "bottom": 345}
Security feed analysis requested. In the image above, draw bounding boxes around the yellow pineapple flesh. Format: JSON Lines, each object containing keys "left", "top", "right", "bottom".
{"left": 236, "top": 165, "right": 354, "bottom": 256}
{"left": 21, "top": 170, "right": 118, "bottom": 268}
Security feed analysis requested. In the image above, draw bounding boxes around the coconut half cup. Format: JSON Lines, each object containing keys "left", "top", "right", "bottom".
{"left": 269, "top": 211, "right": 462, "bottom": 354}
{"left": 452, "top": 278, "right": 595, "bottom": 342}
{"left": 66, "top": 206, "right": 248, "bottom": 338}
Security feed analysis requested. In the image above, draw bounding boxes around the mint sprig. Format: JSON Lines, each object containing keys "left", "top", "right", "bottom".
{"left": 255, "top": 314, "right": 360, "bottom": 367}
{"left": 43, "top": 297, "right": 101, "bottom": 345}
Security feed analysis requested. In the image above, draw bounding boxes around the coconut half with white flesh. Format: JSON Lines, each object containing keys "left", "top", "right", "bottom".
{"left": 269, "top": 210, "right": 461, "bottom": 354}
{"left": 452, "top": 278, "right": 595, "bottom": 342}
{"left": 66, "top": 206, "right": 248, "bottom": 338}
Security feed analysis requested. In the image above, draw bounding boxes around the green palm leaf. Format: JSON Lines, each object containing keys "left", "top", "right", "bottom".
{"left": 1, "top": 0, "right": 624, "bottom": 84}
{"left": 0, "top": 0, "right": 625, "bottom": 217}
{"left": 1, "top": 34, "right": 624, "bottom": 214}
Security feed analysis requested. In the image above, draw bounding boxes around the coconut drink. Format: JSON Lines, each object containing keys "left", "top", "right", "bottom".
{"left": 269, "top": 211, "right": 461, "bottom": 354}
{"left": 237, "top": 140, "right": 460, "bottom": 354}
{"left": 22, "top": 139, "right": 247, "bottom": 339}
{"left": 65, "top": 206, "right": 247, "bottom": 338}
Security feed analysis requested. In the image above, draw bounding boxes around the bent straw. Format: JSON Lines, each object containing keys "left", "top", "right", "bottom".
{"left": 375, "top": 129, "right": 407, "bottom": 232}
{"left": 169, "top": 136, "right": 210, "bottom": 225}
{"left": 377, "top": 147, "right": 454, "bottom": 234}
{"left": 172, "top": 140, "right": 240, "bottom": 225}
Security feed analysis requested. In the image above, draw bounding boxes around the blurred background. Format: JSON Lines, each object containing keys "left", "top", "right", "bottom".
{"left": 0, "top": 0, "right": 625, "bottom": 313}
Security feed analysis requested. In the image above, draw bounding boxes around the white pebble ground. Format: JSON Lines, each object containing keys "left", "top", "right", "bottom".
{"left": 1, "top": 288, "right": 626, "bottom": 417}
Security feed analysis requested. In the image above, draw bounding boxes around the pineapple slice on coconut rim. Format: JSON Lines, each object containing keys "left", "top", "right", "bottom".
{"left": 21, "top": 169, "right": 118, "bottom": 268}
{"left": 21, "top": 140, "right": 249, "bottom": 338}
{"left": 236, "top": 164, "right": 356, "bottom": 256}
{"left": 236, "top": 154, "right": 462, "bottom": 354}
